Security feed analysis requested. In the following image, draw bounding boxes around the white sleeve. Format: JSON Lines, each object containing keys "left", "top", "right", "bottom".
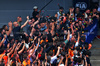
{"left": 75, "top": 42, "right": 79, "bottom": 47}
{"left": 25, "top": 43, "right": 29, "bottom": 49}
{"left": 50, "top": 55, "right": 57, "bottom": 64}
{"left": 69, "top": 34, "right": 72, "bottom": 40}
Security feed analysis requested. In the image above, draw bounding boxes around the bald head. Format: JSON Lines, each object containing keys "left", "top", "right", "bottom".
{"left": 13, "top": 22, "right": 19, "bottom": 27}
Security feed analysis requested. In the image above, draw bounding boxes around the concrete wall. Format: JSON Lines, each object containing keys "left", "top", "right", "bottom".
{"left": 0, "top": 0, "right": 72, "bottom": 29}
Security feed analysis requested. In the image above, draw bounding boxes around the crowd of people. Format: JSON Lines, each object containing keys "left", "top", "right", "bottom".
{"left": 0, "top": 5, "right": 99, "bottom": 66}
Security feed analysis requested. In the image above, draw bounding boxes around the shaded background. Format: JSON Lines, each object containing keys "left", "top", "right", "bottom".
{"left": 0, "top": 0, "right": 73, "bottom": 28}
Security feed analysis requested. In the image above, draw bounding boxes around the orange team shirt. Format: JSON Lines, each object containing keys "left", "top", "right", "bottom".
{"left": 0, "top": 53, "right": 5, "bottom": 58}
{"left": 69, "top": 49, "right": 74, "bottom": 57}
{"left": 23, "top": 59, "right": 31, "bottom": 66}
{"left": 0, "top": 51, "right": 8, "bottom": 65}
{"left": 11, "top": 54, "right": 21, "bottom": 63}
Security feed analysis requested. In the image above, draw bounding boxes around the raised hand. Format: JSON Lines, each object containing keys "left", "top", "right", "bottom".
{"left": 27, "top": 16, "right": 29, "bottom": 20}
{"left": 8, "top": 21, "right": 12, "bottom": 27}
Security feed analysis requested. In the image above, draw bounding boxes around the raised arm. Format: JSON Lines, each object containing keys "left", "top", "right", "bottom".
{"left": 0, "top": 34, "right": 6, "bottom": 47}
{"left": 67, "top": 30, "right": 70, "bottom": 41}
{"left": 65, "top": 55, "right": 68, "bottom": 66}
{"left": 21, "top": 16, "right": 29, "bottom": 29}
{"left": 6, "top": 21, "right": 12, "bottom": 36}
{"left": 7, "top": 43, "right": 16, "bottom": 56}
{"left": 56, "top": 46, "right": 60, "bottom": 56}
{"left": 58, "top": 56, "right": 64, "bottom": 66}
{"left": 64, "top": 30, "right": 70, "bottom": 45}
{"left": 29, "top": 45, "right": 36, "bottom": 57}
{"left": 71, "top": 23, "right": 74, "bottom": 35}
{"left": 18, "top": 43, "right": 25, "bottom": 54}
{"left": 76, "top": 32, "right": 80, "bottom": 43}
{"left": 35, "top": 38, "right": 40, "bottom": 50}
{"left": 7, "top": 54, "right": 11, "bottom": 66}
{"left": 75, "top": 32, "right": 80, "bottom": 47}
{"left": 0, "top": 53, "right": 5, "bottom": 62}
{"left": 29, "top": 37, "right": 37, "bottom": 56}
{"left": 30, "top": 27, "right": 35, "bottom": 37}
{"left": 84, "top": 56, "right": 87, "bottom": 66}
{"left": 15, "top": 43, "right": 22, "bottom": 51}
{"left": 45, "top": 53, "right": 47, "bottom": 66}
{"left": 32, "top": 18, "right": 40, "bottom": 28}
{"left": 69, "top": 8, "right": 74, "bottom": 19}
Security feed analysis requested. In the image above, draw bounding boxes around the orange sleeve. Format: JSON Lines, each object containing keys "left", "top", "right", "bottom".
{"left": 88, "top": 44, "right": 92, "bottom": 50}
{"left": 40, "top": 40, "right": 44, "bottom": 44}
{"left": 70, "top": 50, "right": 74, "bottom": 57}
{"left": 27, "top": 60, "right": 31, "bottom": 65}
{"left": 46, "top": 40, "right": 48, "bottom": 42}
{"left": 69, "top": 49, "right": 74, "bottom": 57}
{"left": 0, "top": 53, "right": 5, "bottom": 59}
{"left": 3, "top": 56, "right": 8, "bottom": 65}
{"left": 23, "top": 61, "right": 27, "bottom": 66}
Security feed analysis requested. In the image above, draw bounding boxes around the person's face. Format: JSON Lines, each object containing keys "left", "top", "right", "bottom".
{"left": 40, "top": 47, "right": 43, "bottom": 53}
{"left": 28, "top": 20, "right": 33, "bottom": 25}
{"left": 5, "top": 26, "right": 8, "bottom": 30}
{"left": 86, "top": 10, "right": 90, "bottom": 13}
{"left": 34, "top": 9, "right": 38, "bottom": 11}
{"left": 36, "top": 14, "right": 39, "bottom": 18}
{"left": 40, "top": 23, "right": 45, "bottom": 28}
{"left": 31, "top": 18, "right": 35, "bottom": 22}
{"left": 93, "top": 9, "right": 97, "bottom": 13}
{"left": 39, "top": 32, "right": 41, "bottom": 36}
{"left": 55, "top": 13, "right": 58, "bottom": 17}
{"left": 29, "top": 37, "right": 31, "bottom": 41}
{"left": 81, "top": 39, "right": 84, "bottom": 42}
{"left": 76, "top": 8, "right": 79, "bottom": 12}
{"left": 57, "top": 25, "right": 60, "bottom": 29}
{"left": 79, "top": 21, "right": 82, "bottom": 25}
{"left": 69, "top": 8, "right": 72, "bottom": 11}
{"left": 69, "top": 63, "right": 73, "bottom": 66}
{"left": 37, "top": 24, "right": 40, "bottom": 29}
{"left": 50, "top": 22, "right": 53, "bottom": 27}
{"left": 75, "top": 23, "right": 79, "bottom": 26}
{"left": 64, "top": 30, "right": 67, "bottom": 34}
{"left": 1, "top": 29, "right": 6, "bottom": 34}
{"left": 59, "top": 9, "right": 63, "bottom": 12}
{"left": 71, "top": 36, "right": 75, "bottom": 42}
{"left": 14, "top": 22, "right": 19, "bottom": 27}
{"left": 18, "top": 17, "right": 22, "bottom": 22}
{"left": 7, "top": 43, "right": 10, "bottom": 48}
{"left": 89, "top": 15, "right": 92, "bottom": 18}
{"left": 11, "top": 39, "right": 14, "bottom": 43}
{"left": 14, "top": 49, "right": 17, "bottom": 54}
{"left": 16, "top": 22, "right": 19, "bottom": 26}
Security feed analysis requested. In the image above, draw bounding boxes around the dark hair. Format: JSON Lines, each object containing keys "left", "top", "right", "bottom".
{"left": 81, "top": 36, "right": 86, "bottom": 41}
{"left": 34, "top": 31, "right": 39, "bottom": 36}
{"left": 37, "top": 47, "right": 41, "bottom": 52}
{"left": 59, "top": 7, "right": 64, "bottom": 9}
{"left": 76, "top": 7, "right": 80, "bottom": 9}
{"left": 23, "top": 54, "right": 27, "bottom": 59}
{"left": 42, "top": 35, "right": 46, "bottom": 40}
{"left": 2, "top": 25, "right": 7, "bottom": 29}
{"left": 73, "top": 57, "right": 78, "bottom": 64}
{"left": 48, "top": 50, "right": 53, "bottom": 56}
{"left": 85, "top": 50, "right": 91, "bottom": 56}
{"left": 77, "top": 57, "right": 82, "bottom": 63}
{"left": 84, "top": 44, "right": 88, "bottom": 50}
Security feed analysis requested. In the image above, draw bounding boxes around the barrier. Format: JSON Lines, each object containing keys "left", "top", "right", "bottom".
{"left": 84, "top": 18, "right": 98, "bottom": 43}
